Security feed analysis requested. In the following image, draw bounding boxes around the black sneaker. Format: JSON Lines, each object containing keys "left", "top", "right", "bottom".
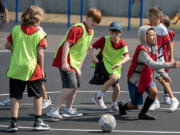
{"left": 7, "top": 122, "right": 18, "bottom": 132}
{"left": 138, "top": 113, "right": 156, "bottom": 120}
{"left": 118, "top": 101, "right": 127, "bottom": 115}
{"left": 33, "top": 118, "right": 50, "bottom": 131}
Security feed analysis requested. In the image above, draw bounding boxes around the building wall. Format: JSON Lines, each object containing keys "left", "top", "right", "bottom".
{"left": 6, "top": 0, "right": 180, "bottom": 17}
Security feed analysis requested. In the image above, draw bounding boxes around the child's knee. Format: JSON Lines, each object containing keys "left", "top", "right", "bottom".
{"left": 110, "top": 75, "right": 118, "bottom": 82}
{"left": 149, "top": 88, "right": 158, "bottom": 99}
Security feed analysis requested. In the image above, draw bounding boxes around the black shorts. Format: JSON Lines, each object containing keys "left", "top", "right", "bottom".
{"left": 89, "top": 62, "right": 119, "bottom": 87}
{"left": 9, "top": 78, "right": 43, "bottom": 100}
{"left": 60, "top": 69, "right": 80, "bottom": 89}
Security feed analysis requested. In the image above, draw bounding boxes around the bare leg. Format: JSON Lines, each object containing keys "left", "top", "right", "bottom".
{"left": 112, "top": 84, "right": 120, "bottom": 102}
{"left": 66, "top": 88, "right": 77, "bottom": 109}
{"left": 11, "top": 98, "right": 19, "bottom": 118}
{"left": 34, "top": 97, "right": 42, "bottom": 115}
{"left": 42, "top": 84, "right": 48, "bottom": 100}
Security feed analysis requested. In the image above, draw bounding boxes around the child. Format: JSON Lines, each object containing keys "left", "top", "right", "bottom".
{"left": 118, "top": 25, "right": 180, "bottom": 120}
{"left": 89, "top": 21, "right": 130, "bottom": 113}
{"left": 148, "top": 7, "right": 179, "bottom": 112}
{"left": 5, "top": 5, "right": 50, "bottom": 132}
{"left": 0, "top": 0, "right": 9, "bottom": 28}
{"left": 47, "top": 8, "right": 102, "bottom": 119}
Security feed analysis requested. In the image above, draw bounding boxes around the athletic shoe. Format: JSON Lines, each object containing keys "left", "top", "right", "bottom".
{"left": 33, "top": 118, "right": 50, "bottom": 130}
{"left": 0, "top": 97, "right": 11, "bottom": 106}
{"left": 7, "top": 122, "right": 18, "bottom": 132}
{"left": 109, "top": 105, "right": 119, "bottom": 113}
{"left": 62, "top": 108, "right": 83, "bottom": 118}
{"left": 46, "top": 107, "right": 63, "bottom": 120}
{"left": 92, "top": 95, "right": 107, "bottom": 109}
{"left": 169, "top": 97, "right": 179, "bottom": 112}
{"left": 138, "top": 113, "right": 156, "bottom": 120}
{"left": 118, "top": 101, "right": 127, "bottom": 115}
{"left": 42, "top": 97, "right": 52, "bottom": 109}
{"left": 163, "top": 94, "right": 171, "bottom": 105}
{"left": 149, "top": 100, "right": 160, "bottom": 110}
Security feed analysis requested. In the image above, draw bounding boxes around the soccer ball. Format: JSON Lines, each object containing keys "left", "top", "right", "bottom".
{"left": 99, "top": 114, "right": 116, "bottom": 132}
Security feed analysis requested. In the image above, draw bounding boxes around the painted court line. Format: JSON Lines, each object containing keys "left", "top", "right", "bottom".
{"left": 0, "top": 124, "right": 180, "bottom": 134}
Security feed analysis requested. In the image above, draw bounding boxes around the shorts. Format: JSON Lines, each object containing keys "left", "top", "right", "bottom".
{"left": 128, "top": 80, "right": 156, "bottom": 106}
{"left": 89, "top": 62, "right": 119, "bottom": 87}
{"left": 153, "top": 55, "right": 165, "bottom": 79}
{"left": 60, "top": 69, "right": 80, "bottom": 88}
{"left": 9, "top": 78, "right": 43, "bottom": 100}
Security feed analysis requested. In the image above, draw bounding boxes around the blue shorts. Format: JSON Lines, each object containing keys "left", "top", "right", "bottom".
{"left": 128, "top": 80, "right": 156, "bottom": 106}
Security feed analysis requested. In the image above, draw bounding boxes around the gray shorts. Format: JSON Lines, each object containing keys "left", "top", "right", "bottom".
{"left": 60, "top": 69, "right": 80, "bottom": 88}
{"left": 153, "top": 55, "right": 165, "bottom": 79}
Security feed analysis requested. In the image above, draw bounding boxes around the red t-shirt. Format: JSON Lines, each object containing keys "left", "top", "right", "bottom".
{"left": 52, "top": 22, "right": 92, "bottom": 71}
{"left": 92, "top": 36, "right": 129, "bottom": 60}
{"left": 7, "top": 25, "right": 47, "bottom": 81}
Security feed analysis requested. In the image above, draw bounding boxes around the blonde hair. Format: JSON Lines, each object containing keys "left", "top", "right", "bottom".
{"left": 87, "top": 8, "right": 102, "bottom": 24}
{"left": 21, "top": 5, "right": 44, "bottom": 26}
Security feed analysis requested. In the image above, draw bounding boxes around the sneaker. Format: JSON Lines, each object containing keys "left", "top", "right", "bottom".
{"left": 33, "top": 118, "right": 50, "bottom": 130}
{"left": 46, "top": 107, "right": 63, "bottom": 120}
{"left": 42, "top": 97, "right": 52, "bottom": 109}
{"left": 138, "top": 113, "right": 156, "bottom": 120}
{"left": 92, "top": 95, "right": 107, "bottom": 109}
{"left": 62, "top": 108, "right": 83, "bottom": 118}
{"left": 0, "top": 97, "right": 11, "bottom": 106}
{"left": 163, "top": 94, "right": 171, "bottom": 105}
{"left": 169, "top": 97, "right": 179, "bottom": 112}
{"left": 7, "top": 122, "right": 18, "bottom": 132}
{"left": 118, "top": 101, "right": 127, "bottom": 115}
{"left": 109, "top": 105, "right": 119, "bottom": 113}
{"left": 149, "top": 100, "right": 160, "bottom": 111}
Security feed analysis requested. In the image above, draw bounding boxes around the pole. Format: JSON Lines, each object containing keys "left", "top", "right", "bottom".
{"left": 80, "top": 0, "right": 84, "bottom": 22}
{"left": 67, "top": 0, "right": 71, "bottom": 28}
{"left": 140, "top": 0, "right": 144, "bottom": 26}
{"left": 16, "top": 0, "right": 19, "bottom": 24}
{"left": 128, "top": 0, "right": 132, "bottom": 31}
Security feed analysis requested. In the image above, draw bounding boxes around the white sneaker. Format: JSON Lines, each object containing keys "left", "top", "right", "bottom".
{"left": 163, "top": 94, "right": 171, "bottom": 105}
{"left": 62, "top": 108, "right": 83, "bottom": 118}
{"left": 169, "top": 97, "right": 179, "bottom": 112}
{"left": 92, "top": 95, "right": 107, "bottom": 109}
{"left": 42, "top": 97, "right": 52, "bottom": 109}
{"left": 149, "top": 100, "right": 160, "bottom": 110}
{"left": 46, "top": 107, "right": 63, "bottom": 120}
{"left": 33, "top": 118, "right": 50, "bottom": 130}
{"left": 109, "top": 105, "right": 119, "bottom": 113}
{"left": 0, "top": 97, "right": 11, "bottom": 106}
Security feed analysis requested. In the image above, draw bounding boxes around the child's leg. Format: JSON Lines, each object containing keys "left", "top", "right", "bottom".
{"left": 66, "top": 88, "right": 77, "bottom": 109}
{"left": 11, "top": 98, "right": 20, "bottom": 118}
{"left": 42, "top": 83, "right": 48, "bottom": 100}
{"left": 34, "top": 97, "right": 42, "bottom": 115}
{"left": 112, "top": 83, "right": 120, "bottom": 105}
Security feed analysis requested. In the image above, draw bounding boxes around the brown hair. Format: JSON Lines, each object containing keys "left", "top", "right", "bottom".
{"left": 161, "top": 15, "right": 170, "bottom": 28}
{"left": 87, "top": 8, "right": 102, "bottom": 24}
{"left": 21, "top": 5, "right": 44, "bottom": 26}
{"left": 149, "top": 6, "right": 163, "bottom": 17}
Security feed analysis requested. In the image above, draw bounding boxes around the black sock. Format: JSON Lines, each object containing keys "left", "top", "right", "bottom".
{"left": 11, "top": 117, "right": 17, "bottom": 123}
{"left": 123, "top": 103, "right": 129, "bottom": 110}
{"left": 164, "top": 89, "right": 167, "bottom": 94}
{"left": 35, "top": 115, "right": 41, "bottom": 121}
{"left": 139, "top": 96, "right": 154, "bottom": 115}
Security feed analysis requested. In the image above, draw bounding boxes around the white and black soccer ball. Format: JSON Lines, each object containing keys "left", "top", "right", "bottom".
{"left": 99, "top": 114, "right": 116, "bottom": 132}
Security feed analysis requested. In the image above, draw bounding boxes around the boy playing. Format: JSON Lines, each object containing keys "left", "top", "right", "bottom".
{"left": 148, "top": 7, "right": 179, "bottom": 112}
{"left": 47, "top": 8, "right": 102, "bottom": 119}
{"left": 118, "top": 25, "right": 180, "bottom": 120}
{"left": 89, "top": 21, "right": 130, "bottom": 113}
{"left": 5, "top": 5, "right": 50, "bottom": 132}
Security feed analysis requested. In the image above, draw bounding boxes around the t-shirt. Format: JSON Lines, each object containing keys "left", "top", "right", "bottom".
{"left": 7, "top": 25, "right": 47, "bottom": 81}
{"left": 52, "top": 22, "right": 92, "bottom": 71}
{"left": 92, "top": 36, "right": 129, "bottom": 60}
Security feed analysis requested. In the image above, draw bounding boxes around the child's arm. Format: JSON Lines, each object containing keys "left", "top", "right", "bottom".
{"left": 89, "top": 45, "right": 98, "bottom": 63}
{"left": 37, "top": 46, "right": 45, "bottom": 78}
{"left": 156, "top": 68, "right": 171, "bottom": 83}
{"left": 112, "top": 54, "right": 130, "bottom": 70}
{"left": 62, "top": 41, "right": 72, "bottom": 71}
{"left": 5, "top": 41, "right": 12, "bottom": 50}
{"left": 168, "top": 41, "right": 174, "bottom": 62}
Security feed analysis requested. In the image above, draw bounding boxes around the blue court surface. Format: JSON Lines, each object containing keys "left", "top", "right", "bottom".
{"left": 0, "top": 22, "right": 180, "bottom": 135}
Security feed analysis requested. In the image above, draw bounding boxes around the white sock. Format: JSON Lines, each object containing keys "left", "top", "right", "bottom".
{"left": 51, "top": 106, "right": 59, "bottom": 112}
{"left": 96, "top": 91, "right": 104, "bottom": 98}
{"left": 111, "top": 102, "right": 117, "bottom": 107}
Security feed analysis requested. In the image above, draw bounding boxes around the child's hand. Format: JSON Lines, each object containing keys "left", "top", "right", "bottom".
{"left": 91, "top": 56, "right": 98, "bottom": 63}
{"left": 173, "top": 61, "right": 180, "bottom": 68}
{"left": 164, "top": 77, "right": 171, "bottom": 83}
{"left": 62, "top": 63, "right": 70, "bottom": 71}
{"left": 112, "top": 64, "right": 120, "bottom": 70}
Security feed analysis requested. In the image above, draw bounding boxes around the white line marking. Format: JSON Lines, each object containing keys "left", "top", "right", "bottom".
{"left": 0, "top": 124, "right": 180, "bottom": 134}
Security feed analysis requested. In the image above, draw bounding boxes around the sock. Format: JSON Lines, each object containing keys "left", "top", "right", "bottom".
{"left": 52, "top": 106, "right": 59, "bottom": 112}
{"left": 96, "top": 91, "right": 104, "bottom": 98}
{"left": 139, "top": 96, "right": 154, "bottom": 115}
{"left": 35, "top": 115, "right": 41, "bottom": 121}
{"left": 111, "top": 102, "right": 117, "bottom": 107}
{"left": 11, "top": 117, "right": 17, "bottom": 123}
